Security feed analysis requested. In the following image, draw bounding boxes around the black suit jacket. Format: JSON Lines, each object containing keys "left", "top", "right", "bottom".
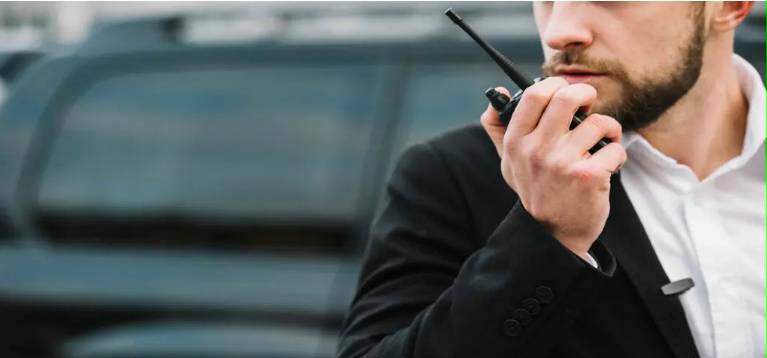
{"left": 338, "top": 124, "right": 700, "bottom": 358}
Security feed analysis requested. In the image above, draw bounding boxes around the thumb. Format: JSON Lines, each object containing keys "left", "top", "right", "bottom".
{"left": 480, "top": 86, "right": 511, "bottom": 156}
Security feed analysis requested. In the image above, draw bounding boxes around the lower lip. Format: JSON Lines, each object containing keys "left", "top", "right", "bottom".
{"left": 562, "top": 74, "right": 606, "bottom": 84}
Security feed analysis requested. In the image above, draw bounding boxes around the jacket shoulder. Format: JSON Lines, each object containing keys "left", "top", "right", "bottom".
{"left": 401, "top": 124, "right": 517, "bottom": 239}
{"left": 424, "top": 123, "right": 498, "bottom": 167}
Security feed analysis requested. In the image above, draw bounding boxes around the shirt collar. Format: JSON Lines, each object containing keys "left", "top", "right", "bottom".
{"left": 733, "top": 53, "right": 766, "bottom": 161}
{"left": 622, "top": 54, "right": 766, "bottom": 167}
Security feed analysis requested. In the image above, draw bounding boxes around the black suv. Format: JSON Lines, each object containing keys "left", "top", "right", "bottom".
{"left": 0, "top": 13, "right": 762, "bottom": 358}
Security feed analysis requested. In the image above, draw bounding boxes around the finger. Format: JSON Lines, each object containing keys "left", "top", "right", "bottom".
{"left": 564, "top": 114, "right": 622, "bottom": 155}
{"left": 480, "top": 101, "right": 505, "bottom": 155}
{"left": 480, "top": 86, "right": 511, "bottom": 127}
{"left": 534, "top": 83, "right": 597, "bottom": 142}
{"left": 480, "top": 87, "right": 513, "bottom": 155}
{"left": 508, "top": 77, "right": 569, "bottom": 137}
{"left": 584, "top": 142, "right": 627, "bottom": 173}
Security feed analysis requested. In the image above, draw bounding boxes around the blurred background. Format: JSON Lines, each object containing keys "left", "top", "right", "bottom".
{"left": 0, "top": 2, "right": 763, "bottom": 357}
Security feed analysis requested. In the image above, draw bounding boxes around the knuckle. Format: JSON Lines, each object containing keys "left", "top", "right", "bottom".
{"left": 599, "top": 114, "right": 621, "bottom": 131}
{"left": 568, "top": 165, "right": 595, "bottom": 183}
{"left": 530, "top": 148, "right": 547, "bottom": 165}
{"left": 525, "top": 145, "right": 547, "bottom": 167}
{"left": 521, "top": 88, "right": 549, "bottom": 106}
{"left": 519, "top": 143, "right": 533, "bottom": 159}
{"left": 585, "top": 114, "right": 617, "bottom": 134}
{"left": 527, "top": 202, "right": 543, "bottom": 219}
{"left": 549, "top": 155, "right": 569, "bottom": 173}
{"left": 551, "top": 88, "right": 579, "bottom": 107}
{"left": 585, "top": 114, "right": 608, "bottom": 133}
{"left": 503, "top": 134, "right": 522, "bottom": 157}
{"left": 502, "top": 134, "right": 514, "bottom": 151}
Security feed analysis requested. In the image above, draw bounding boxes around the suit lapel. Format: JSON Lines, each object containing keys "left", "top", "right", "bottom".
{"left": 602, "top": 173, "right": 699, "bottom": 358}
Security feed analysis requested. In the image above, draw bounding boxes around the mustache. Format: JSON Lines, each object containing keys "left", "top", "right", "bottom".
{"left": 542, "top": 50, "right": 625, "bottom": 77}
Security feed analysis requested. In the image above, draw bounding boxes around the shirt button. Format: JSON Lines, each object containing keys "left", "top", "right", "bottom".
{"left": 512, "top": 308, "right": 532, "bottom": 326}
{"left": 520, "top": 298, "right": 541, "bottom": 315}
{"left": 535, "top": 286, "right": 554, "bottom": 303}
{"left": 503, "top": 319, "right": 522, "bottom": 337}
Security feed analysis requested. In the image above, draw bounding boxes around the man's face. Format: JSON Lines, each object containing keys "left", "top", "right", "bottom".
{"left": 533, "top": 2, "right": 706, "bottom": 131}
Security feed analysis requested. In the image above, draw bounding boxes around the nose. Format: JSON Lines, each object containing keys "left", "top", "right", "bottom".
{"left": 540, "top": 3, "right": 594, "bottom": 51}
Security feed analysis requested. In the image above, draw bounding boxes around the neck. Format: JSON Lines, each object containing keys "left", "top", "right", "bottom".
{"left": 636, "top": 41, "right": 748, "bottom": 181}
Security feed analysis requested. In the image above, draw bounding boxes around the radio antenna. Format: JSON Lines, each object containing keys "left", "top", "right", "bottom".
{"left": 445, "top": 8, "right": 535, "bottom": 89}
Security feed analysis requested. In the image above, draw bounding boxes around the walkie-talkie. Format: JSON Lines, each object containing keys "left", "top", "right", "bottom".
{"left": 445, "top": 8, "right": 610, "bottom": 154}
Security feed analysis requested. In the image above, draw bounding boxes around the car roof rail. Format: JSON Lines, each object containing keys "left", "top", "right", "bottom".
{"left": 77, "top": 15, "right": 183, "bottom": 55}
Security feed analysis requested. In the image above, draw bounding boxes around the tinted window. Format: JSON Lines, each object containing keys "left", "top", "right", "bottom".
{"left": 397, "top": 60, "right": 541, "bottom": 151}
{"left": 38, "top": 64, "right": 383, "bottom": 224}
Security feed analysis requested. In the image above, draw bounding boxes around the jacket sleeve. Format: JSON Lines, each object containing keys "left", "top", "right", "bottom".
{"left": 337, "top": 142, "right": 616, "bottom": 358}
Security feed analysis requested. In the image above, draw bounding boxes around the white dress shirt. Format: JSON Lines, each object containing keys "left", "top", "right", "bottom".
{"left": 620, "top": 54, "right": 765, "bottom": 358}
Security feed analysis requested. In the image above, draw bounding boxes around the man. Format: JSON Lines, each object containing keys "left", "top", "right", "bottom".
{"left": 338, "top": 2, "right": 763, "bottom": 357}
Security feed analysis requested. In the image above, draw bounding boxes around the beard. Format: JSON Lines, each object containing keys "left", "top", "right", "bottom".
{"left": 541, "top": 7, "right": 705, "bottom": 132}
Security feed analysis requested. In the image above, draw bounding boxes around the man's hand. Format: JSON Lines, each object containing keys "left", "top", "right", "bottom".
{"left": 480, "top": 78, "right": 627, "bottom": 260}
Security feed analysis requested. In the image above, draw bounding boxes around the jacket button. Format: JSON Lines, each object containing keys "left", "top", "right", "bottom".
{"left": 503, "top": 319, "right": 522, "bottom": 337}
{"left": 512, "top": 308, "right": 532, "bottom": 325}
{"left": 520, "top": 298, "right": 541, "bottom": 315}
{"left": 535, "top": 286, "right": 554, "bottom": 303}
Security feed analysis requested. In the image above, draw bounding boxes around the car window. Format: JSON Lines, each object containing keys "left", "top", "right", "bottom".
{"left": 349, "top": 59, "right": 542, "bottom": 214}
{"left": 37, "top": 63, "right": 384, "bottom": 231}
{"left": 396, "top": 60, "right": 541, "bottom": 155}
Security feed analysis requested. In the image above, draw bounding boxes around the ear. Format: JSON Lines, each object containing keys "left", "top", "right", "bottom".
{"left": 710, "top": 1, "right": 753, "bottom": 32}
